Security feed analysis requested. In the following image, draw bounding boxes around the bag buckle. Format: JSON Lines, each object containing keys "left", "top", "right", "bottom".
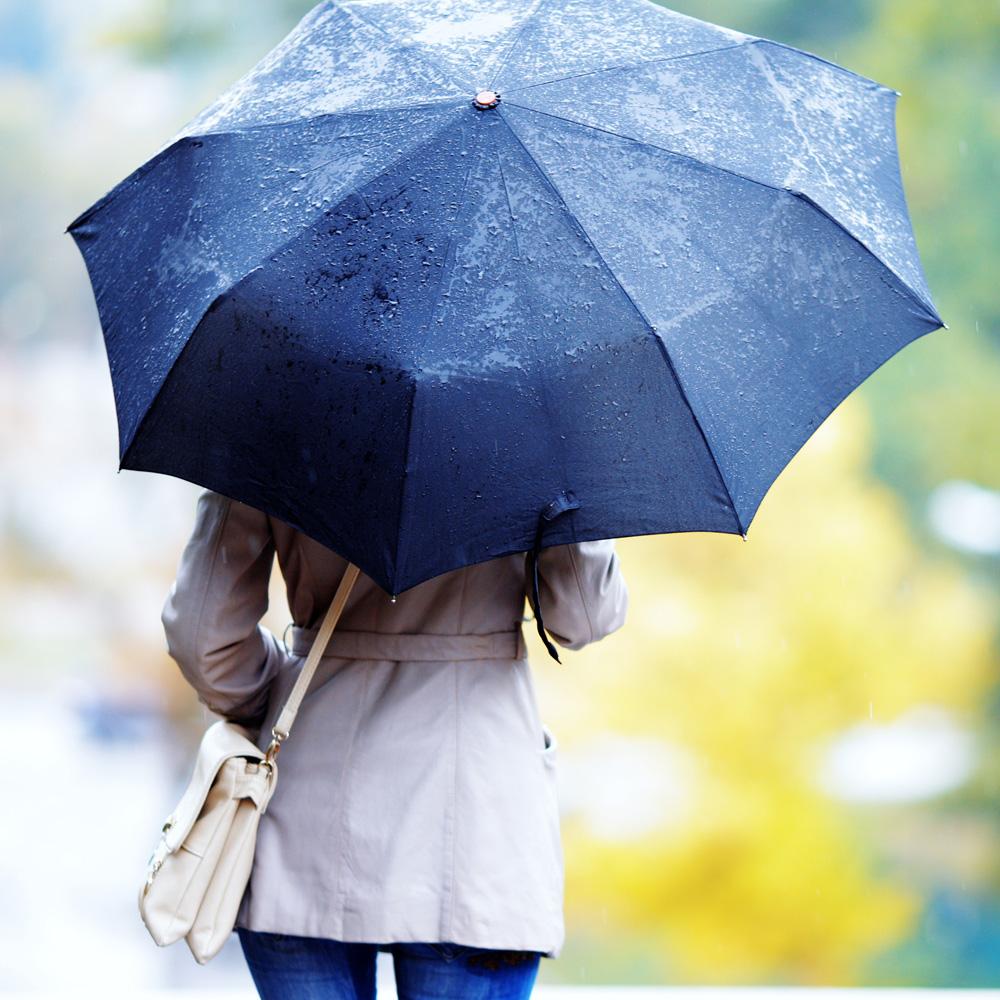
{"left": 264, "top": 727, "right": 286, "bottom": 766}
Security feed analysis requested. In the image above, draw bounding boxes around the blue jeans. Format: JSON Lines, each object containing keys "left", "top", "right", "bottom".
{"left": 238, "top": 929, "right": 541, "bottom": 1000}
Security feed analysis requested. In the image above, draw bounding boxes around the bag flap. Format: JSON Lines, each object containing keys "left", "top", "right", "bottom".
{"left": 163, "top": 720, "right": 266, "bottom": 851}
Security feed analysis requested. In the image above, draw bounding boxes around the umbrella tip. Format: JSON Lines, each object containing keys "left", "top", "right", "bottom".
{"left": 473, "top": 90, "right": 501, "bottom": 110}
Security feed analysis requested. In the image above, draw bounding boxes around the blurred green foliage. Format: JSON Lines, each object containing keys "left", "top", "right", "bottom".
{"left": 531, "top": 400, "right": 998, "bottom": 984}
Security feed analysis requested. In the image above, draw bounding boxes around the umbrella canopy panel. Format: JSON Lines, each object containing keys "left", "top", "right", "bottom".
{"left": 499, "top": 104, "right": 940, "bottom": 529}
{"left": 122, "top": 111, "right": 740, "bottom": 589}
{"left": 70, "top": 103, "right": 462, "bottom": 450}
{"left": 70, "top": 0, "right": 942, "bottom": 594}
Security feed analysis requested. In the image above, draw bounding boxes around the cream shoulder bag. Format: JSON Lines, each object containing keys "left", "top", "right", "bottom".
{"left": 139, "top": 563, "right": 360, "bottom": 964}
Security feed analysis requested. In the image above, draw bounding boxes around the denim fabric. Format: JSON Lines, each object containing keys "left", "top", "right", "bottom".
{"left": 238, "top": 930, "right": 541, "bottom": 1000}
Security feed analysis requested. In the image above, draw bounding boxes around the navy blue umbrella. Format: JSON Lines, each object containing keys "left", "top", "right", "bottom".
{"left": 70, "top": 0, "right": 941, "bottom": 597}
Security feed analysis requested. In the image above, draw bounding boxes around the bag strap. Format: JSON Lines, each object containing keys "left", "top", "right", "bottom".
{"left": 265, "top": 562, "right": 360, "bottom": 763}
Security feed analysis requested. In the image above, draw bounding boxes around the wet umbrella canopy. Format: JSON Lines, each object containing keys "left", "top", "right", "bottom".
{"left": 69, "top": 0, "right": 942, "bottom": 595}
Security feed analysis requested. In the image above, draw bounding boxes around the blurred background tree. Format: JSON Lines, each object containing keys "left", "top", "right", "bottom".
{"left": 1, "top": 0, "right": 999, "bottom": 989}
{"left": 537, "top": 401, "right": 996, "bottom": 984}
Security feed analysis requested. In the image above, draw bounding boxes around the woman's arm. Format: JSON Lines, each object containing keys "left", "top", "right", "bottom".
{"left": 533, "top": 539, "right": 628, "bottom": 651}
{"left": 162, "top": 490, "right": 287, "bottom": 726}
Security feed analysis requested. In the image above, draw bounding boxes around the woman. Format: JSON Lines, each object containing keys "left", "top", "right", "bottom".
{"left": 164, "top": 490, "right": 628, "bottom": 999}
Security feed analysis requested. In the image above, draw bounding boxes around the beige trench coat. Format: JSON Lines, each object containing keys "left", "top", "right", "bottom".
{"left": 163, "top": 491, "right": 628, "bottom": 956}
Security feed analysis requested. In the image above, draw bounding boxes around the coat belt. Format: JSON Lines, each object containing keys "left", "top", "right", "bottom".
{"left": 288, "top": 627, "right": 527, "bottom": 662}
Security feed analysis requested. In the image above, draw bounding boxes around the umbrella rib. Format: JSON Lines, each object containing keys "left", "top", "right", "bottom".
{"left": 503, "top": 103, "right": 940, "bottom": 322}
{"left": 501, "top": 40, "right": 751, "bottom": 96}
{"left": 74, "top": 100, "right": 466, "bottom": 229}
{"left": 496, "top": 155, "right": 522, "bottom": 262}
{"left": 488, "top": 0, "right": 550, "bottom": 91}
{"left": 179, "top": 98, "right": 465, "bottom": 142}
{"left": 392, "top": 379, "right": 418, "bottom": 599}
{"left": 499, "top": 115, "right": 745, "bottom": 536}
{"left": 119, "top": 116, "right": 466, "bottom": 466}
{"left": 392, "top": 126, "right": 483, "bottom": 579}
{"left": 495, "top": 144, "right": 573, "bottom": 517}
{"left": 502, "top": 36, "right": 894, "bottom": 98}
{"left": 757, "top": 37, "right": 902, "bottom": 93}
{"left": 338, "top": 0, "right": 477, "bottom": 93}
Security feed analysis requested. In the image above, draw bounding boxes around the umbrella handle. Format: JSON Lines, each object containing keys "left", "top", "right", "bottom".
{"left": 528, "top": 493, "right": 580, "bottom": 663}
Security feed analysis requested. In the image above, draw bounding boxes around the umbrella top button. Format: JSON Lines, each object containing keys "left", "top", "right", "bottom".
{"left": 473, "top": 90, "right": 500, "bottom": 110}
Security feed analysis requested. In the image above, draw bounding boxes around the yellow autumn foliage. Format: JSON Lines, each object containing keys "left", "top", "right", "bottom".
{"left": 531, "top": 398, "right": 997, "bottom": 983}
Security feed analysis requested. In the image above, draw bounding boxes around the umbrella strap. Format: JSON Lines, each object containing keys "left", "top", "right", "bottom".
{"left": 265, "top": 562, "right": 360, "bottom": 762}
{"left": 528, "top": 493, "right": 580, "bottom": 664}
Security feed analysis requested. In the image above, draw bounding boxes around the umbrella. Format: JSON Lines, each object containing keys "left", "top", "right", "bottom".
{"left": 69, "top": 0, "right": 942, "bottom": 597}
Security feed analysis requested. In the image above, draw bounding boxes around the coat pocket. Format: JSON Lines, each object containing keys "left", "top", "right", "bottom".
{"left": 539, "top": 724, "right": 563, "bottom": 897}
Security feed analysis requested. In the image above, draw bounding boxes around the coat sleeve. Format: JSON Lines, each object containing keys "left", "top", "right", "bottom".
{"left": 162, "top": 490, "right": 287, "bottom": 726}
{"left": 532, "top": 539, "right": 628, "bottom": 651}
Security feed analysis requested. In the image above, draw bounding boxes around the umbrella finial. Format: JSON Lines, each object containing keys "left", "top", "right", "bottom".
{"left": 473, "top": 91, "right": 500, "bottom": 110}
